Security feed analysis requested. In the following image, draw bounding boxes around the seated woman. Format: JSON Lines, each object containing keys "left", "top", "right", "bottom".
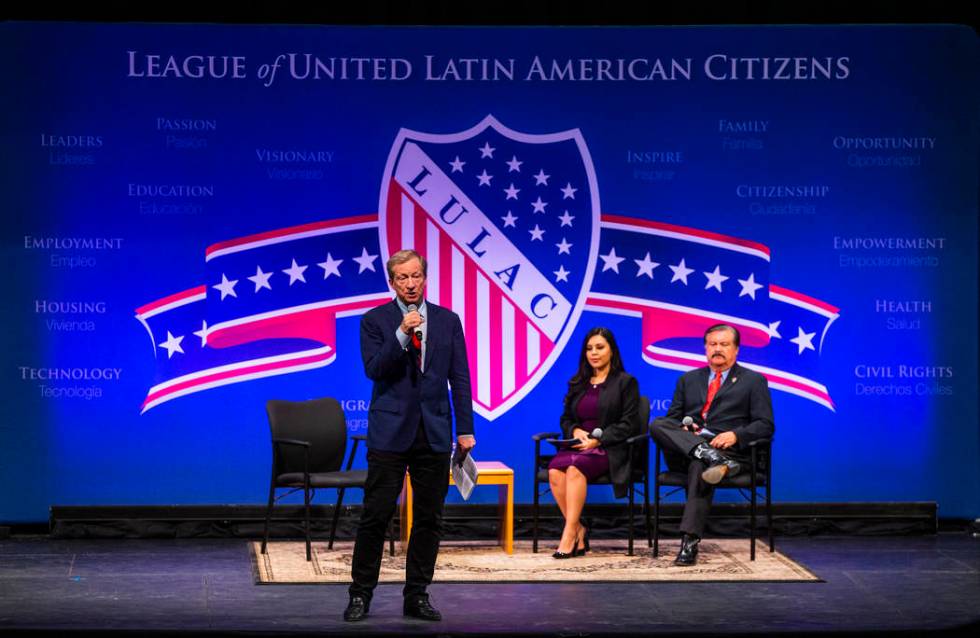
{"left": 548, "top": 327, "right": 641, "bottom": 558}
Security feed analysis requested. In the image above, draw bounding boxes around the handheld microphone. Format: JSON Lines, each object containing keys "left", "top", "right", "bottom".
{"left": 683, "top": 415, "right": 715, "bottom": 438}
{"left": 406, "top": 304, "right": 423, "bottom": 343}
{"left": 588, "top": 427, "right": 603, "bottom": 440}
{"left": 682, "top": 416, "right": 702, "bottom": 434}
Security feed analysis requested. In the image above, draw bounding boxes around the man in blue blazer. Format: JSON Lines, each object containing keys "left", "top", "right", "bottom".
{"left": 345, "top": 249, "right": 474, "bottom": 622}
{"left": 649, "top": 324, "right": 774, "bottom": 566}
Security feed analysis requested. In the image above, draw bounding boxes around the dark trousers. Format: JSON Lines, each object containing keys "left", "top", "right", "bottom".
{"left": 349, "top": 426, "right": 450, "bottom": 602}
{"left": 650, "top": 418, "right": 749, "bottom": 537}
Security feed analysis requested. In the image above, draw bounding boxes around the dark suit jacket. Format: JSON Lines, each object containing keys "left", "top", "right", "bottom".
{"left": 360, "top": 299, "right": 474, "bottom": 453}
{"left": 663, "top": 362, "right": 774, "bottom": 451}
{"left": 559, "top": 371, "right": 641, "bottom": 499}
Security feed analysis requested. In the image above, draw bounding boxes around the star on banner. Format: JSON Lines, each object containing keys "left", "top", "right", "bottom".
{"left": 214, "top": 274, "right": 238, "bottom": 300}
{"left": 600, "top": 247, "right": 625, "bottom": 273}
{"left": 669, "top": 258, "right": 694, "bottom": 285}
{"left": 353, "top": 247, "right": 379, "bottom": 273}
{"left": 768, "top": 321, "right": 782, "bottom": 339}
{"left": 193, "top": 321, "right": 208, "bottom": 348}
{"left": 738, "top": 273, "right": 764, "bottom": 299}
{"left": 317, "top": 253, "right": 343, "bottom": 279}
{"left": 283, "top": 259, "right": 308, "bottom": 285}
{"left": 158, "top": 330, "right": 185, "bottom": 359}
{"left": 634, "top": 252, "right": 660, "bottom": 279}
{"left": 703, "top": 265, "right": 728, "bottom": 292}
{"left": 248, "top": 266, "right": 273, "bottom": 292}
{"left": 790, "top": 327, "right": 816, "bottom": 354}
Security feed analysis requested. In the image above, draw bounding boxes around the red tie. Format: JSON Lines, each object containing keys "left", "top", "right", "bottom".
{"left": 701, "top": 373, "right": 722, "bottom": 421}
{"left": 411, "top": 331, "right": 422, "bottom": 369}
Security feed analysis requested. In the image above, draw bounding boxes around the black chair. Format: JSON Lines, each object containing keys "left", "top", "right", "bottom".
{"left": 651, "top": 436, "right": 773, "bottom": 560}
{"left": 531, "top": 396, "right": 652, "bottom": 556}
{"left": 260, "top": 397, "right": 394, "bottom": 561}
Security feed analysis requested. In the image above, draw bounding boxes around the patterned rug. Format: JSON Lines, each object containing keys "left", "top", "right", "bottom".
{"left": 251, "top": 539, "right": 820, "bottom": 583}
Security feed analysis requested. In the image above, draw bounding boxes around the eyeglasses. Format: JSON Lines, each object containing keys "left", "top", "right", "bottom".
{"left": 393, "top": 273, "right": 425, "bottom": 284}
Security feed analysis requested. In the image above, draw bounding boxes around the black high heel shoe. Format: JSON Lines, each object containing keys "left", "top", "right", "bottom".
{"left": 574, "top": 527, "right": 590, "bottom": 557}
{"left": 553, "top": 531, "right": 578, "bottom": 559}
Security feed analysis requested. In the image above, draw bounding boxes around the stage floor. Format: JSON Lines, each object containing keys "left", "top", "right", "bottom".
{"left": 1, "top": 534, "right": 977, "bottom": 636}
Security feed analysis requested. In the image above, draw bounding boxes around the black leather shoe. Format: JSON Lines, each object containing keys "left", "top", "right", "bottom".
{"left": 552, "top": 550, "right": 574, "bottom": 559}
{"left": 674, "top": 534, "right": 700, "bottom": 566}
{"left": 692, "top": 443, "right": 741, "bottom": 484}
{"left": 343, "top": 595, "right": 370, "bottom": 622}
{"left": 404, "top": 596, "right": 442, "bottom": 621}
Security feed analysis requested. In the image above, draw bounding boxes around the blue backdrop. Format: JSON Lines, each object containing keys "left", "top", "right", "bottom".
{"left": 1, "top": 22, "right": 977, "bottom": 522}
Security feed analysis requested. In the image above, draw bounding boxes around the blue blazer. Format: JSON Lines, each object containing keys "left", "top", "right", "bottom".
{"left": 360, "top": 299, "right": 474, "bottom": 453}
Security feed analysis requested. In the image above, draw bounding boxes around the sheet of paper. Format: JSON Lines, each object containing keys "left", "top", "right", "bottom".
{"left": 451, "top": 447, "right": 479, "bottom": 500}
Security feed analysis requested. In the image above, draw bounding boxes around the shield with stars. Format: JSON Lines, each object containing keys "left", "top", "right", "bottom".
{"left": 379, "top": 115, "right": 601, "bottom": 420}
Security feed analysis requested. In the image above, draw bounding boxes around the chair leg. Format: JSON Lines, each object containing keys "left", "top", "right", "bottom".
{"left": 767, "top": 481, "right": 774, "bottom": 553}
{"left": 627, "top": 484, "right": 635, "bottom": 556}
{"left": 303, "top": 484, "right": 312, "bottom": 562}
{"left": 532, "top": 478, "right": 540, "bottom": 554}
{"left": 329, "top": 488, "right": 346, "bottom": 550}
{"left": 387, "top": 517, "right": 395, "bottom": 557}
{"left": 261, "top": 480, "right": 276, "bottom": 555}
{"left": 750, "top": 486, "right": 757, "bottom": 561}
{"left": 652, "top": 482, "right": 660, "bottom": 558}
{"left": 644, "top": 473, "right": 652, "bottom": 548}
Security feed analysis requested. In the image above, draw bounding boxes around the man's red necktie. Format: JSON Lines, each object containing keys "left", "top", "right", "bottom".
{"left": 411, "top": 331, "right": 422, "bottom": 369}
{"left": 701, "top": 373, "right": 722, "bottom": 421}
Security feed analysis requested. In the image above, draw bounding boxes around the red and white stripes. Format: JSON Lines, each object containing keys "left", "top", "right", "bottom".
{"left": 387, "top": 182, "right": 554, "bottom": 415}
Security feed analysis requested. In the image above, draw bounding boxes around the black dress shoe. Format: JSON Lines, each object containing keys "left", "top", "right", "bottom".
{"left": 404, "top": 596, "right": 442, "bottom": 621}
{"left": 552, "top": 550, "right": 574, "bottom": 559}
{"left": 692, "top": 443, "right": 741, "bottom": 485}
{"left": 674, "top": 534, "right": 700, "bottom": 566}
{"left": 343, "top": 595, "right": 370, "bottom": 622}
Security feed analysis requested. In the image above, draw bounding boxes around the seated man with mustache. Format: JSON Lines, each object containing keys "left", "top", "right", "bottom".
{"left": 649, "top": 323, "right": 774, "bottom": 566}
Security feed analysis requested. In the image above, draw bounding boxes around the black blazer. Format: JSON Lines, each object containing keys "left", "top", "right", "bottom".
{"left": 360, "top": 299, "right": 474, "bottom": 453}
{"left": 559, "top": 371, "right": 641, "bottom": 499}
{"left": 663, "top": 362, "right": 774, "bottom": 451}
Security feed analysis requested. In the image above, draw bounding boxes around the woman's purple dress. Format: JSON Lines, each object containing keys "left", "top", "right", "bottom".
{"left": 547, "top": 382, "right": 610, "bottom": 480}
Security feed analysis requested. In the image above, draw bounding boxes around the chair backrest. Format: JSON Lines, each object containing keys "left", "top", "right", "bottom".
{"left": 266, "top": 397, "right": 347, "bottom": 474}
{"left": 637, "top": 395, "right": 651, "bottom": 436}
{"left": 754, "top": 438, "right": 774, "bottom": 477}
{"left": 632, "top": 395, "right": 652, "bottom": 474}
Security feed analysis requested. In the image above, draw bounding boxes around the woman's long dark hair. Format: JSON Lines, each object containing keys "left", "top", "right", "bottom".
{"left": 567, "top": 327, "right": 626, "bottom": 394}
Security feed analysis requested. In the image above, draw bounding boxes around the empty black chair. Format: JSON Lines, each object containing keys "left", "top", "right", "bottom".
{"left": 531, "top": 396, "right": 652, "bottom": 556}
{"left": 651, "top": 436, "right": 773, "bottom": 560}
{"left": 260, "top": 397, "right": 393, "bottom": 561}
